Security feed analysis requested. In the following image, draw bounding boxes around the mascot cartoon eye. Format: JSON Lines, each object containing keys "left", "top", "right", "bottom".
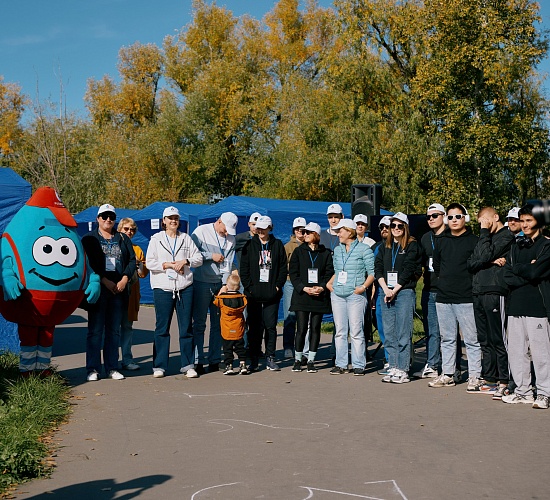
{"left": 33, "top": 237, "right": 78, "bottom": 267}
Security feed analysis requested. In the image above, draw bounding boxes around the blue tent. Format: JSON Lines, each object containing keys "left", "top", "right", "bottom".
{"left": 0, "top": 168, "right": 32, "bottom": 353}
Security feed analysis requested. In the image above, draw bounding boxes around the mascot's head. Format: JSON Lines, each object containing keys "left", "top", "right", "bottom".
{"left": 2, "top": 187, "right": 86, "bottom": 292}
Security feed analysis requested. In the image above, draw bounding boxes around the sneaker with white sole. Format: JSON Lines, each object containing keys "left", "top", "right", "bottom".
{"left": 239, "top": 363, "right": 249, "bottom": 375}
{"left": 413, "top": 364, "right": 438, "bottom": 379}
{"left": 378, "top": 363, "right": 390, "bottom": 375}
{"left": 382, "top": 367, "right": 398, "bottom": 383}
{"left": 466, "top": 377, "right": 484, "bottom": 393}
{"left": 153, "top": 369, "right": 165, "bottom": 378}
{"left": 428, "top": 374, "right": 456, "bottom": 388}
{"left": 391, "top": 369, "right": 410, "bottom": 384}
{"left": 108, "top": 370, "right": 125, "bottom": 380}
{"left": 475, "top": 382, "right": 498, "bottom": 395}
{"left": 87, "top": 371, "right": 99, "bottom": 382}
{"left": 223, "top": 365, "right": 235, "bottom": 375}
{"left": 502, "top": 393, "right": 535, "bottom": 405}
{"left": 532, "top": 395, "right": 549, "bottom": 409}
{"left": 492, "top": 384, "right": 510, "bottom": 400}
{"left": 183, "top": 368, "right": 198, "bottom": 378}
{"left": 266, "top": 356, "right": 280, "bottom": 371}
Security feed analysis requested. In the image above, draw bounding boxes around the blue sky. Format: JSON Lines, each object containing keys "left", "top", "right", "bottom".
{"left": 1, "top": 0, "right": 548, "bottom": 117}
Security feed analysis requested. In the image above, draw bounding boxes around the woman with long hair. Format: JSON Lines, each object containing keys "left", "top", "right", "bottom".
{"left": 374, "top": 212, "right": 422, "bottom": 384}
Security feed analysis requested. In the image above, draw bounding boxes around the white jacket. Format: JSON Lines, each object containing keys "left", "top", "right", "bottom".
{"left": 146, "top": 231, "right": 203, "bottom": 292}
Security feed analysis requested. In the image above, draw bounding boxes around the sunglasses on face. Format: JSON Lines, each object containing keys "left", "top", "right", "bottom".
{"left": 390, "top": 223, "right": 405, "bottom": 230}
{"left": 100, "top": 213, "right": 116, "bottom": 221}
{"left": 379, "top": 224, "right": 389, "bottom": 229}
{"left": 426, "top": 213, "right": 442, "bottom": 220}
{"left": 447, "top": 214, "right": 464, "bottom": 221}
{"left": 295, "top": 229, "right": 305, "bottom": 234}
{"left": 122, "top": 227, "right": 136, "bottom": 232}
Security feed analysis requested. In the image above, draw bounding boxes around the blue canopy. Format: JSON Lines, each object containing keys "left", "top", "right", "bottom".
{"left": 0, "top": 168, "right": 32, "bottom": 353}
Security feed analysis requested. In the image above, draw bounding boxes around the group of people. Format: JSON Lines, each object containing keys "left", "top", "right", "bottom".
{"left": 81, "top": 200, "right": 550, "bottom": 411}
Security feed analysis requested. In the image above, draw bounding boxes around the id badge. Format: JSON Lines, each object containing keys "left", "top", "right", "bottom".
{"left": 387, "top": 272, "right": 398, "bottom": 288}
{"left": 337, "top": 271, "right": 348, "bottom": 285}
{"left": 105, "top": 256, "right": 116, "bottom": 271}
{"left": 219, "top": 260, "right": 230, "bottom": 273}
{"left": 428, "top": 257, "right": 434, "bottom": 272}
{"left": 166, "top": 269, "right": 178, "bottom": 280}
{"left": 260, "top": 268, "right": 270, "bottom": 282}
{"left": 308, "top": 268, "right": 318, "bottom": 284}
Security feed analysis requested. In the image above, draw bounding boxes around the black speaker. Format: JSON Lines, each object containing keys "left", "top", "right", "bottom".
{"left": 351, "top": 184, "right": 382, "bottom": 217}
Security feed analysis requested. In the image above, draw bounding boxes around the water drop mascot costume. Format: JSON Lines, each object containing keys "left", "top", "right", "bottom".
{"left": 0, "top": 187, "right": 101, "bottom": 375}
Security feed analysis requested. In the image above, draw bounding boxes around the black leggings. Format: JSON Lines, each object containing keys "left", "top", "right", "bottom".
{"left": 295, "top": 311, "right": 323, "bottom": 353}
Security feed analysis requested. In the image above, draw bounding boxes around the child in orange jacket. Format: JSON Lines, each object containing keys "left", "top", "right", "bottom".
{"left": 213, "top": 274, "right": 248, "bottom": 375}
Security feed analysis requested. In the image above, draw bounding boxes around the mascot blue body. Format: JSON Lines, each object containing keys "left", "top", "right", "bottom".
{"left": 0, "top": 187, "right": 100, "bottom": 375}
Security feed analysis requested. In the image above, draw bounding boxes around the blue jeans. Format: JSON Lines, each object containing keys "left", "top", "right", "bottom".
{"left": 282, "top": 280, "right": 296, "bottom": 350}
{"left": 436, "top": 302, "right": 481, "bottom": 378}
{"left": 331, "top": 293, "right": 367, "bottom": 369}
{"left": 382, "top": 289, "right": 415, "bottom": 372}
{"left": 374, "top": 287, "right": 389, "bottom": 362}
{"left": 153, "top": 287, "right": 194, "bottom": 372}
{"left": 86, "top": 287, "right": 126, "bottom": 375}
{"left": 421, "top": 290, "right": 441, "bottom": 370}
{"left": 192, "top": 280, "right": 222, "bottom": 365}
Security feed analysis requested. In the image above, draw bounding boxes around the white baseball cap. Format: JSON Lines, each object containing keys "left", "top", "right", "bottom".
{"left": 506, "top": 207, "right": 520, "bottom": 220}
{"left": 379, "top": 216, "right": 392, "bottom": 227}
{"left": 353, "top": 214, "right": 369, "bottom": 225}
{"left": 255, "top": 215, "right": 273, "bottom": 229}
{"left": 220, "top": 212, "right": 238, "bottom": 235}
{"left": 326, "top": 203, "right": 343, "bottom": 215}
{"left": 304, "top": 222, "right": 321, "bottom": 235}
{"left": 333, "top": 218, "right": 357, "bottom": 230}
{"left": 293, "top": 217, "right": 306, "bottom": 228}
{"left": 97, "top": 204, "right": 116, "bottom": 216}
{"left": 391, "top": 212, "right": 409, "bottom": 225}
{"left": 163, "top": 206, "right": 180, "bottom": 218}
{"left": 249, "top": 212, "right": 261, "bottom": 223}
{"left": 427, "top": 203, "right": 445, "bottom": 215}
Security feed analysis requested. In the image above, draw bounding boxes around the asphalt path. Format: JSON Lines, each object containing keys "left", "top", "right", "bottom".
{"left": 14, "top": 306, "right": 547, "bottom": 500}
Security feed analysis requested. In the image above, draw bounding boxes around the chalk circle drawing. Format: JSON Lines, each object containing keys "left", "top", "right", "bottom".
{"left": 207, "top": 418, "right": 330, "bottom": 433}
{"left": 190, "top": 480, "right": 408, "bottom": 499}
{"left": 182, "top": 391, "right": 263, "bottom": 398}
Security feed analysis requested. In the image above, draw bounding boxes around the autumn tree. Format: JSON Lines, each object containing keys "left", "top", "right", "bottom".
{"left": 0, "top": 77, "right": 26, "bottom": 160}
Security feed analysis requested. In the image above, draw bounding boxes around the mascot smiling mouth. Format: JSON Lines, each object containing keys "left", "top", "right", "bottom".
{"left": 29, "top": 268, "right": 78, "bottom": 286}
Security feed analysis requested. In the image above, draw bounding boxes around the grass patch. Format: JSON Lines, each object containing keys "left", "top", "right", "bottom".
{"left": 0, "top": 352, "right": 71, "bottom": 494}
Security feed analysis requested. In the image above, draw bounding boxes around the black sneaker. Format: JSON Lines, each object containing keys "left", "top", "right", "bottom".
{"left": 301, "top": 356, "right": 308, "bottom": 366}
{"left": 195, "top": 364, "right": 206, "bottom": 376}
{"left": 307, "top": 362, "right": 317, "bottom": 373}
{"left": 208, "top": 363, "right": 219, "bottom": 373}
{"left": 239, "top": 363, "right": 249, "bottom": 375}
{"left": 223, "top": 365, "right": 235, "bottom": 375}
{"left": 266, "top": 356, "right": 281, "bottom": 371}
{"left": 353, "top": 368, "right": 365, "bottom": 376}
{"left": 292, "top": 361, "right": 302, "bottom": 372}
{"left": 330, "top": 367, "right": 345, "bottom": 375}
{"left": 248, "top": 358, "right": 259, "bottom": 372}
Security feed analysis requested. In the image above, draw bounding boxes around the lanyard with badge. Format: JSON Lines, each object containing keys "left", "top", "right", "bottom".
{"left": 308, "top": 251, "right": 319, "bottom": 284}
{"left": 101, "top": 234, "right": 117, "bottom": 272}
{"left": 387, "top": 243, "right": 401, "bottom": 289}
{"left": 428, "top": 233, "right": 435, "bottom": 272}
{"left": 259, "top": 241, "right": 270, "bottom": 282}
{"left": 215, "top": 228, "right": 230, "bottom": 273}
{"left": 337, "top": 242, "right": 356, "bottom": 285}
{"left": 165, "top": 233, "right": 179, "bottom": 280}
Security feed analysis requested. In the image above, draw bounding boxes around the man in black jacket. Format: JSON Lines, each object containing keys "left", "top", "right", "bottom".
{"left": 502, "top": 204, "right": 550, "bottom": 409}
{"left": 429, "top": 203, "right": 481, "bottom": 391}
{"left": 467, "top": 207, "right": 514, "bottom": 398}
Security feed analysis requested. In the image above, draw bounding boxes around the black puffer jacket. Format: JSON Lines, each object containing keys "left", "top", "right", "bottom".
{"left": 240, "top": 234, "right": 287, "bottom": 303}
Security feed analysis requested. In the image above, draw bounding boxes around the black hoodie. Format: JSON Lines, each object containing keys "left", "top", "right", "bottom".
{"left": 433, "top": 227, "right": 478, "bottom": 304}
{"left": 240, "top": 234, "right": 287, "bottom": 303}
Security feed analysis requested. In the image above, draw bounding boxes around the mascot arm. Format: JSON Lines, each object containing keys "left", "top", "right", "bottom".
{"left": 1, "top": 256, "right": 24, "bottom": 300}
{"left": 84, "top": 272, "right": 101, "bottom": 304}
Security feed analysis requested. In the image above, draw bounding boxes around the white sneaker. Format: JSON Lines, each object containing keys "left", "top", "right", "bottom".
{"left": 284, "top": 349, "right": 293, "bottom": 359}
{"left": 184, "top": 368, "right": 198, "bottom": 378}
{"left": 382, "top": 367, "right": 398, "bottom": 383}
{"left": 87, "top": 371, "right": 99, "bottom": 382}
{"left": 532, "top": 395, "right": 549, "bottom": 409}
{"left": 428, "top": 374, "right": 456, "bottom": 388}
{"left": 391, "top": 369, "right": 410, "bottom": 384}
{"left": 502, "top": 392, "right": 534, "bottom": 404}
{"left": 108, "top": 370, "right": 125, "bottom": 380}
{"left": 153, "top": 369, "right": 165, "bottom": 378}
{"left": 413, "top": 364, "right": 438, "bottom": 378}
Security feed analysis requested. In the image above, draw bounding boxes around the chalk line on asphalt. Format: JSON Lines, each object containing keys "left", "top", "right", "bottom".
{"left": 182, "top": 391, "right": 263, "bottom": 398}
{"left": 207, "top": 419, "right": 330, "bottom": 433}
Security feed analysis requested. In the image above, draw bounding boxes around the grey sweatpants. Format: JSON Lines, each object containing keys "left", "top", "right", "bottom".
{"left": 507, "top": 316, "right": 550, "bottom": 397}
